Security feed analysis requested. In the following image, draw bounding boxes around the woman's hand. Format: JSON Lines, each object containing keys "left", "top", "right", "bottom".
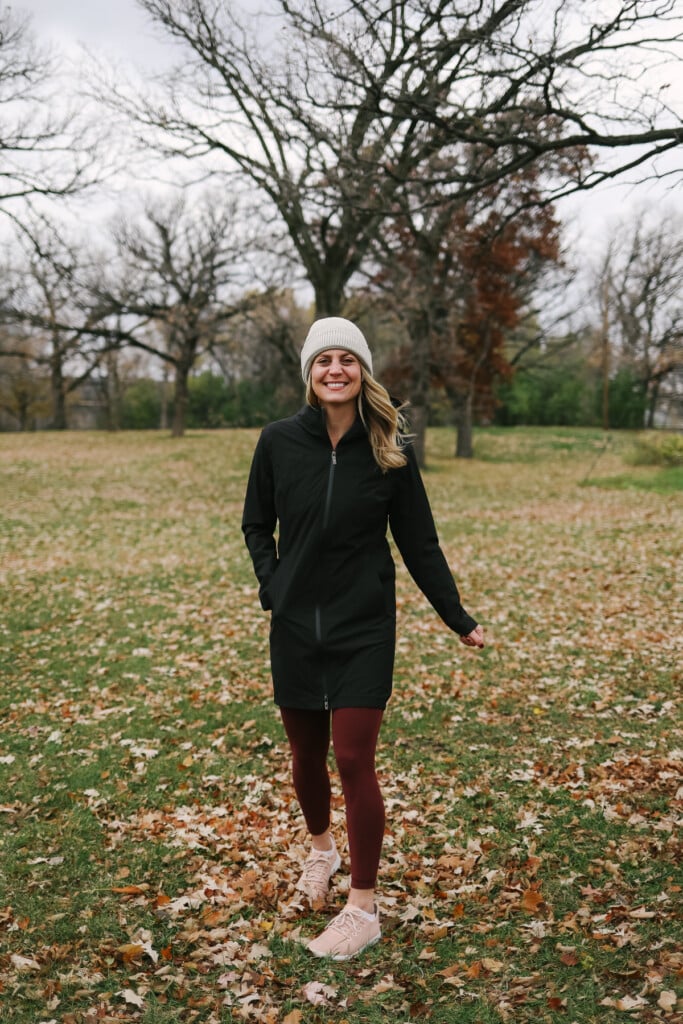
{"left": 460, "top": 625, "right": 485, "bottom": 649}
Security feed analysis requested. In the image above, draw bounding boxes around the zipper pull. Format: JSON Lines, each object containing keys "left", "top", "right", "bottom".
{"left": 331, "top": 450, "right": 337, "bottom": 465}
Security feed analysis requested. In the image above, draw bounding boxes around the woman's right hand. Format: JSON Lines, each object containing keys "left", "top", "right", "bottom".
{"left": 460, "top": 624, "right": 485, "bottom": 649}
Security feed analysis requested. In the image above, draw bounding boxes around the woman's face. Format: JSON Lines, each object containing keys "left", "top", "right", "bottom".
{"left": 310, "top": 349, "right": 362, "bottom": 408}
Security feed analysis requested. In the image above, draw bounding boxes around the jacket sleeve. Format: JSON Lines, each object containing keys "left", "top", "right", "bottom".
{"left": 241, "top": 430, "right": 278, "bottom": 611}
{"left": 389, "top": 442, "right": 478, "bottom": 637}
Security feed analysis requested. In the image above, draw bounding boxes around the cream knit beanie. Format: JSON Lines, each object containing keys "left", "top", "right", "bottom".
{"left": 300, "top": 317, "right": 373, "bottom": 382}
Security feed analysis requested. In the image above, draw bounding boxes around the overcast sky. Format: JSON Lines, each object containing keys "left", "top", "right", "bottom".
{"left": 16, "top": 0, "right": 173, "bottom": 70}
{"left": 11, "top": 0, "right": 683, "bottom": 255}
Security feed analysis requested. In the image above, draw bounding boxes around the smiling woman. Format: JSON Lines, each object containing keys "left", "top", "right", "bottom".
{"left": 310, "top": 350, "right": 362, "bottom": 407}
{"left": 241, "top": 315, "right": 484, "bottom": 961}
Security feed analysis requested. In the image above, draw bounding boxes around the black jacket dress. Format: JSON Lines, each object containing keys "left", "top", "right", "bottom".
{"left": 242, "top": 405, "right": 477, "bottom": 710}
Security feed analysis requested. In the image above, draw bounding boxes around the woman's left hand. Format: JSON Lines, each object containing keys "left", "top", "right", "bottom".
{"left": 460, "top": 625, "right": 485, "bottom": 649}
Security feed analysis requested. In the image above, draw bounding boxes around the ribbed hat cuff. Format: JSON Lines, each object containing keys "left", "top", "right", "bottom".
{"left": 300, "top": 318, "right": 373, "bottom": 381}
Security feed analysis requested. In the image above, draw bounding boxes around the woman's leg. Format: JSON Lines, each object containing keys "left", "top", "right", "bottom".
{"left": 280, "top": 707, "right": 342, "bottom": 904}
{"left": 279, "top": 707, "right": 332, "bottom": 839}
{"left": 332, "top": 707, "right": 385, "bottom": 910}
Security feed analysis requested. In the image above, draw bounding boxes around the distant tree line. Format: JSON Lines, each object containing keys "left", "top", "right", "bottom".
{"left": 1, "top": 2, "right": 682, "bottom": 458}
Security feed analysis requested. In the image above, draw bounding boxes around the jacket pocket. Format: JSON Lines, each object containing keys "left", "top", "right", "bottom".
{"left": 261, "top": 562, "right": 281, "bottom": 612}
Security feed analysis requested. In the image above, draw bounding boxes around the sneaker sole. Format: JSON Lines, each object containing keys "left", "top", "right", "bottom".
{"left": 310, "top": 930, "right": 382, "bottom": 961}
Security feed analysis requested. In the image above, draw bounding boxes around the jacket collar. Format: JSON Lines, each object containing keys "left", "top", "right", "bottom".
{"left": 296, "top": 404, "right": 367, "bottom": 444}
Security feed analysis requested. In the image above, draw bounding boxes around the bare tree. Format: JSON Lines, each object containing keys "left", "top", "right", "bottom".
{"left": 95, "top": 194, "right": 260, "bottom": 436}
{"left": 98, "top": 0, "right": 683, "bottom": 323}
{"left": 1, "top": 218, "right": 110, "bottom": 429}
{"left": 0, "top": 5, "right": 98, "bottom": 215}
{"left": 0, "top": 325, "right": 49, "bottom": 429}
{"left": 596, "top": 208, "right": 683, "bottom": 427}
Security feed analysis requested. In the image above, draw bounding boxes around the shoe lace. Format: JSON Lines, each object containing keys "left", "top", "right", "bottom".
{"left": 301, "top": 849, "right": 334, "bottom": 889}
{"left": 327, "top": 906, "right": 368, "bottom": 938}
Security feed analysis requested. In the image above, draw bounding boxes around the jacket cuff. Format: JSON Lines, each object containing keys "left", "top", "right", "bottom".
{"left": 454, "top": 611, "right": 478, "bottom": 637}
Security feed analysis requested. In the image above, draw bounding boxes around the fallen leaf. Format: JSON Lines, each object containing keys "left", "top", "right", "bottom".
{"left": 283, "top": 1012, "right": 303, "bottom": 1024}
{"left": 10, "top": 954, "right": 40, "bottom": 972}
{"left": 559, "top": 949, "right": 580, "bottom": 966}
{"left": 520, "top": 888, "right": 545, "bottom": 913}
{"left": 118, "top": 988, "right": 145, "bottom": 1008}
{"left": 301, "top": 981, "right": 338, "bottom": 1006}
{"left": 658, "top": 991, "right": 678, "bottom": 1012}
{"left": 116, "top": 943, "right": 144, "bottom": 963}
{"left": 482, "top": 957, "right": 505, "bottom": 973}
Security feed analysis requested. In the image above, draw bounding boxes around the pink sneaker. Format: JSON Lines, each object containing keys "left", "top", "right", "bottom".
{"left": 296, "top": 839, "right": 341, "bottom": 904}
{"left": 308, "top": 903, "right": 381, "bottom": 960}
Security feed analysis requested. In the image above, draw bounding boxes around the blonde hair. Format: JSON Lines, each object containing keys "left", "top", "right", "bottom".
{"left": 306, "top": 366, "right": 408, "bottom": 472}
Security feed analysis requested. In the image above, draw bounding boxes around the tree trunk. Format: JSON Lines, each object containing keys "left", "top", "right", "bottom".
{"left": 18, "top": 394, "right": 30, "bottom": 431}
{"left": 646, "top": 379, "right": 659, "bottom": 429}
{"left": 314, "top": 277, "right": 345, "bottom": 317}
{"left": 50, "top": 352, "right": 67, "bottom": 430}
{"left": 453, "top": 390, "right": 474, "bottom": 459}
{"left": 172, "top": 360, "right": 191, "bottom": 437}
{"left": 407, "top": 313, "right": 431, "bottom": 468}
{"left": 410, "top": 404, "right": 428, "bottom": 468}
{"left": 105, "top": 349, "right": 122, "bottom": 431}
{"left": 160, "top": 363, "right": 169, "bottom": 431}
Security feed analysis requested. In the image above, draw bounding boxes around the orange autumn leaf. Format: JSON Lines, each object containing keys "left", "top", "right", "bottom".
{"left": 283, "top": 1012, "right": 303, "bottom": 1024}
{"left": 116, "top": 943, "right": 144, "bottom": 963}
{"left": 559, "top": 949, "right": 580, "bottom": 966}
{"left": 520, "top": 888, "right": 545, "bottom": 913}
{"left": 437, "top": 964, "right": 462, "bottom": 979}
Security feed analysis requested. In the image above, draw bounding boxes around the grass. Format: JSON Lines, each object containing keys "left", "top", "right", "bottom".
{"left": 0, "top": 426, "right": 681, "bottom": 1024}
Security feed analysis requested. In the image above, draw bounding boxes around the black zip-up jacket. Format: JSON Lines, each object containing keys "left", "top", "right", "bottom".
{"left": 242, "top": 405, "right": 478, "bottom": 710}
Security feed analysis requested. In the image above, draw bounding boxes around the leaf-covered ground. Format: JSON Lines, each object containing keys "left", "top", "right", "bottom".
{"left": 0, "top": 426, "right": 680, "bottom": 1024}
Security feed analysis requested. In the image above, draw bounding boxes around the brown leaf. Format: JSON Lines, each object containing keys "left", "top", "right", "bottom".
{"left": 520, "top": 888, "right": 545, "bottom": 913}
{"left": 658, "top": 991, "right": 678, "bottom": 1012}
{"left": 481, "top": 958, "right": 505, "bottom": 973}
{"left": 283, "top": 1012, "right": 303, "bottom": 1024}
{"left": 559, "top": 950, "right": 580, "bottom": 966}
{"left": 116, "top": 943, "right": 144, "bottom": 963}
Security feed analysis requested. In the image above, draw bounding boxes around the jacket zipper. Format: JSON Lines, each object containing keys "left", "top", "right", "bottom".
{"left": 322, "top": 449, "right": 337, "bottom": 529}
{"left": 317, "top": 448, "right": 337, "bottom": 710}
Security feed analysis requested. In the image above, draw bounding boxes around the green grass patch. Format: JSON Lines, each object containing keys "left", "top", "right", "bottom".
{"left": 0, "top": 427, "right": 681, "bottom": 1023}
{"left": 584, "top": 466, "right": 683, "bottom": 493}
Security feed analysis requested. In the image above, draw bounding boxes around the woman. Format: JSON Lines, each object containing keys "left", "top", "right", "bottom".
{"left": 242, "top": 317, "right": 484, "bottom": 961}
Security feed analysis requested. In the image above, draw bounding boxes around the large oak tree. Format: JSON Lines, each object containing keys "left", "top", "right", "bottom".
{"left": 105, "top": 0, "right": 683, "bottom": 324}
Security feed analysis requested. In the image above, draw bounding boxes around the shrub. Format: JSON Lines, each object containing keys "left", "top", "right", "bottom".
{"left": 121, "top": 379, "right": 162, "bottom": 429}
{"left": 627, "top": 432, "right": 683, "bottom": 467}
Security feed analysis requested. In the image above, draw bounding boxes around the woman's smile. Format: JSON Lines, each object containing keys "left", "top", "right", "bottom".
{"left": 311, "top": 349, "right": 362, "bottom": 406}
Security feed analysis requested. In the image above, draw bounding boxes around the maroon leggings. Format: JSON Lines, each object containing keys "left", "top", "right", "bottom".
{"left": 279, "top": 707, "right": 385, "bottom": 890}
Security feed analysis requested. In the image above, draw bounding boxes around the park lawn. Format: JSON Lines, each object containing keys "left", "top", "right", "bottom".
{"left": 0, "top": 426, "right": 680, "bottom": 1024}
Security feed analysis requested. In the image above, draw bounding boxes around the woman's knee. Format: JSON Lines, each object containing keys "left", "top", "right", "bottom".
{"left": 334, "top": 744, "right": 375, "bottom": 784}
